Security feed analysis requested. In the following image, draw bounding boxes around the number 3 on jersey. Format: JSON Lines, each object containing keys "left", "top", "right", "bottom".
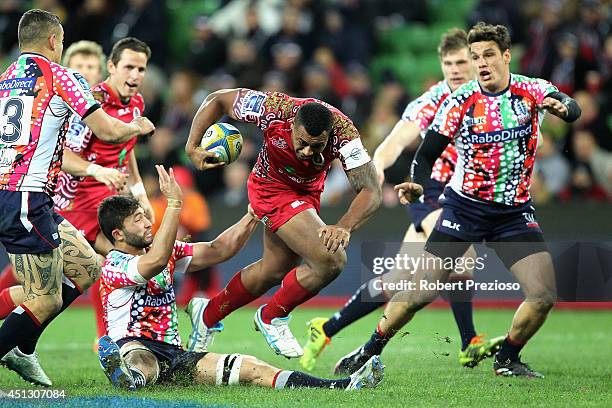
{"left": 0, "top": 95, "right": 33, "bottom": 145}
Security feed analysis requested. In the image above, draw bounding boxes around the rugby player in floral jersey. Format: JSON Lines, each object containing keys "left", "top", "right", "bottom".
{"left": 185, "top": 89, "right": 381, "bottom": 358}
{"left": 0, "top": 40, "right": 127, "bottom": 321}
{"left": 301, "top": 28, "right": 503, "bottom": 373}
{"left": 96, "top": 165, "right": 383, "bottom": 392}
{"left": 335, "top": 22, "right": 581, "bottom": 378}
{"left": 0, "top": 38, "right": 154, "bottom": 347}
{"left": 0, "top": 9, "right": 154, "bottom": 386}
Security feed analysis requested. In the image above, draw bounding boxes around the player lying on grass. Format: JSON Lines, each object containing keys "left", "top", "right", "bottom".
{"left": 96, "top": 165, "right": 383, "bottom": 391}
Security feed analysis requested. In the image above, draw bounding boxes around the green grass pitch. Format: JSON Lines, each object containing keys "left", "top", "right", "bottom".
{"left": 0, "top": 307, "right": 610, "bottom": 407}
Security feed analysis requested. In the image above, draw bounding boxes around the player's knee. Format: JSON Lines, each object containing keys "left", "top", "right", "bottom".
{"left": 414, "top": 292, "right": 437, "bottom": 310}
{"left": 121, "top": 346, "right": 159, "bottom": 385}
{"left": 37, "top": 294, "right": 63, "bottom": 315}
{"left": 526, "top": 286, "right": 556, "bottom": 313}
{"left": 530, "top": 294, "right": 555, "bottom": 314}
{"left": 317, "top": 249, "right": 346, "bottom": 278}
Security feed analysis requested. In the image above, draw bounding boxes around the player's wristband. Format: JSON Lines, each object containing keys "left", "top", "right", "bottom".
{"left": 86, "top": 163, "right": 102, "bottom": 177}
{"left": 167, "top": 199, "right": 183, "bottom": 209}
{"left": 130, "top": 182, "right": 146, "bottom": 197}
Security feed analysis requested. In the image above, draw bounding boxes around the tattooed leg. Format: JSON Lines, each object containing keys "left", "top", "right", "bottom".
{"left": 3, "top": 221, "right": 102, "bottom": 312}
{"left": 9, "top": 221, "right": 101, "bottom": 355}
{"left": 58, "top": 220, "right": 100, "bottom": 291}
{"left": 7, "top": 247, "right": 64, "bottom": 323}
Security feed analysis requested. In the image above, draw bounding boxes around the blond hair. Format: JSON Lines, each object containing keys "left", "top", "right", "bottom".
{"left": 62, "top": 40, "right": 106, "bottom": 71}
{"left": 438, "top": 28, "right": 468, "bottom": 57}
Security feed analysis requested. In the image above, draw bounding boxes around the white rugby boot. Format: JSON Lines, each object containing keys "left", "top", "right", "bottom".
{"left": 186, "top": 297, "right": 224, "bottom": 352}
{"left": 1, "top": 347, "right": 52, "bottom": 387}
{"left": 254, "top": 305, "right": 303, "bottom": 358}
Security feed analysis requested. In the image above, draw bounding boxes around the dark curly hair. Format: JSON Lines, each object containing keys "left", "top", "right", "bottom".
{"left": 98, "top": 195, "right": 142, "bottom": 244}
{"left": 295, "top": 102, "right": 333, "bottom": 137}
{"left": 467, "top": 22, "right": 511, "bottom": 52}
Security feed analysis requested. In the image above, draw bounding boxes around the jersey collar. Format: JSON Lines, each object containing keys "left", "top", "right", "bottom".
{"left": 100, "top": 80, "right": 130, "bottom": 107}
{"left": 19, "top": 51, "right": 50, "bottom": 61}
{"left": 478, "top": 74, "right": 512, "bottom": 97}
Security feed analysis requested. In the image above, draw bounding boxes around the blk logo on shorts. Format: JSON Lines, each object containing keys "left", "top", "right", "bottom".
{"left": 291, "top": 200, "right": 306, "bottom": 209}
{"left": 441, "top": 219, "right": 460, "bottom": 231}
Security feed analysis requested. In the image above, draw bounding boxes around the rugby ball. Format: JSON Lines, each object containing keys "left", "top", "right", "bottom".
{"left": 200, "top": 122, "right": 243, "bottom": 164}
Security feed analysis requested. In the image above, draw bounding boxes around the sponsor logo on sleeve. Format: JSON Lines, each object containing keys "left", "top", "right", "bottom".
{"left": 240, "top": 91, "right": 266, "bottom": 118}
{"left": 72, "top": 71, "right": 91, "bottom": 91}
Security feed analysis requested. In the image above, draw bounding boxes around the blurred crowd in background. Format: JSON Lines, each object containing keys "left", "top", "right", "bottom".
{"left": 0, "top": 0, "right": 610, "bottom": 213}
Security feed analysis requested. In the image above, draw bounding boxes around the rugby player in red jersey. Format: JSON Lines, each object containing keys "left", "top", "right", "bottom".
{"left": 0, "top": 9, "right": 154, "bottom": 386}
{"left": 333, "top": 22, "right": 581, "bottom": 378}
{"left": 95, "top": 165, "right": 382, "bottom": 392}
{"left": 185, "top": 89, "right": 382, "bottom": 358}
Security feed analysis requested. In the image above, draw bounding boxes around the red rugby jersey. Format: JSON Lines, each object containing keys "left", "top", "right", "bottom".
{"left": 53, "top": 81, "right": 144, "bottom": 211}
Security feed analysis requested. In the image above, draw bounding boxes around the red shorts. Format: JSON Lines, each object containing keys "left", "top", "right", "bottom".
{"left": 247, "top": 174, "right": 321, "bottom": 232}
{"left": 56, "top": 208, "right": 100, "bottom": 243}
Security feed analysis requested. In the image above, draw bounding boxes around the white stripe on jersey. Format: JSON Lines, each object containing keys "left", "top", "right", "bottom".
{"left": 19, "top": 192, "right": 33, "bottom": 232}
{"left": 174, "top": 256, "right": 193, "bottom": 274}
{"left": 107, "top": 287, "right": 136, "bottom": 342}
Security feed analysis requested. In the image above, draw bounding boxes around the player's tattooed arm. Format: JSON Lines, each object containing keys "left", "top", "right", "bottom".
{"left": 318, "top": 161, "right": 381, "bottom": 253}
{"left": 340, "top": 161, "right": 382, "bottom": 231}
{"left": 186, "top": 88, "right": 240, "bottom": 170}
{"left": 8, "top": 248, "right": 63, "bottom": 301}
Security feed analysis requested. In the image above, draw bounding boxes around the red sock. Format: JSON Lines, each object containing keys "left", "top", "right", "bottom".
{"left": 0, "top": 288, "right": 17, "bottom": 320}
{"left": 203, "top": 271, "right": 257, "bottom": 327}
{"left": 0, "top": 265, "right": 17, "bottom": 291}
{"left": 89, "top": 280, "right": 105, "bottom": 337}
{"left": 260, "top": 268, "right": 316, "bottom": 324}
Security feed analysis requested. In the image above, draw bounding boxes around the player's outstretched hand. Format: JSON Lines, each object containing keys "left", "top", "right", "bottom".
{"left": 91, "top": 166, "right": 127, "bottom": 192}
{"left": 132, "top": 116, "right": 156, "bottom": 136}
{"left": 394, "top": 182, "right": 423, "bottom": 205}
{"left": 187, "top": 146, "right": 226, "bottom": 171}
{"left": 156, "top": 165, "right": 183, "bottom": 201}
{"left": 318, "top": 225, "right": 350, "bottom": 253}
{"left": 539, "top": 97, "right": 568, "bottom": 118}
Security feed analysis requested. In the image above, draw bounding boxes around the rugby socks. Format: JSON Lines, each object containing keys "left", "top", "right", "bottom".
{"left": 89, "top": 280, "right": 106, "bottom": 337}
{"left": 0, "top": 304, "right": 41, "bottom": 359}
{"left": 496, "top": 336, "right": 526, "bottom": 363}
{"left": 322, "top": 278, "right": 386, "bottom": 338}
{"left": 273, "top": 370, "right": 351, "bottom": 389}
{"left": 0, "top": 264, "right": 17, "bottom": 291}
{"left": 260, "top": 268, "right": 316, "bottom": 324}
{"left": 0, "top": 287, "right": 17, "bottom": 320}
{"left": 203, "top": 271, "right": 257, "bottom": 327}
{"left": 447, "top": 276, "right": 476, "bottom": 350}
{"left": 18, "top": 280, "right": 83, "bottom": 355}
{"left": 130, "top": 367, "right": 147, "bottom": 388}
{"left": 363, "top": 324, "right": 392, "bottom": 356}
